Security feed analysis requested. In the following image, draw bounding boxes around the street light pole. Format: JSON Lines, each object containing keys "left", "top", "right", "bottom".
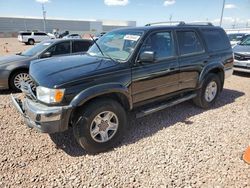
{"left": 220, "top": 0, "right": 226, "bottom": 27}
{"left": 42, "top": 3, "right": 46, "bottom": 32}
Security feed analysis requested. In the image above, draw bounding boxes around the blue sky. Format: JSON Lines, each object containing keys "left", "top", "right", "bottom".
{"left": 0, "top": 0, "right": 249, "bottom": 28}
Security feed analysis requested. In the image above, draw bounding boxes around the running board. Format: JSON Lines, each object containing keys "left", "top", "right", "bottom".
{"left": 136, "top": 93, "right": 197, "bottom": 118}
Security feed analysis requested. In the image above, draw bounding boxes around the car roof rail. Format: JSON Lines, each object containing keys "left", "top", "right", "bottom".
{"left": 183, "top": 22, "right": 214, "bottom": 26}
{"left": 145, "top": 21, "right": 185, "bottom": 26}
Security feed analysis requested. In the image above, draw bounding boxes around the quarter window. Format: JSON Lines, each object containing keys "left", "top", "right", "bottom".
{"left": 141, "top": 31, "right": 175, "bottom": 60}
{"left": 177, "top": 31, "right": 204, "bottom": 55}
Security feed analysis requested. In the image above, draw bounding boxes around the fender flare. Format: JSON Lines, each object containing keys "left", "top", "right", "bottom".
{"left": 198, "top": 62, "right": 225, "bottom": 88}
{"left": 70, "top": 83, "right": 132, "bottom": 109}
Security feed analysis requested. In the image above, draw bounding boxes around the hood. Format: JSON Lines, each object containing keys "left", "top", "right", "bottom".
{"left": 30, "top": 54, "right": 120, "bottom": 88}
{"left": 0, "top": 54, "right": 31, "bottom": 66}
{"left": 233, "top": 44, "right": 250, "bottom": 54}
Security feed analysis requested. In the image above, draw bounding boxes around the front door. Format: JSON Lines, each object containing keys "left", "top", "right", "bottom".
{"left": 131, "top": 31, "right": 179, "bottom": 104}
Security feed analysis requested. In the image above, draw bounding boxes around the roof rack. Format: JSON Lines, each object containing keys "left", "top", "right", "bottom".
{"left": 184, "top": 22, "right": 214, "bottom": 26}
{"left": 145, "top": 21, "right": 185, "bottom": 26}
{"left": 145, "top": 21, "right": 214, "bottom": 27}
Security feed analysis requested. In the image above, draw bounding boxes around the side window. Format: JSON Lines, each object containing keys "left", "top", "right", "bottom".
{"left": 72, "top": 41, "right": 91, "bottom": 53}
{"left": 177, "top": 31, "right": 204, "bottom": 56}
{"left": 34, "top": 32, "right": 47, "bottom": 36}
{"left": 202, "top": 29, "right": 231, "bottom": 51}
{"left": 141, "top": 31, "right": 175, "bottom": 60}
{"left": 47, "top": 42, "right": 70, "bottom": 56}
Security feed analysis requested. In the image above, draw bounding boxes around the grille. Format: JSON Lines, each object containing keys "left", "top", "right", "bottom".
{"left": 234, "top": 53, "right": 250, "bottom": 61}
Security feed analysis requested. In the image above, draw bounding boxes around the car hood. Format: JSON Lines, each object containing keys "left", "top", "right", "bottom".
{"left": 30, "top": 54, "right": 120, "bottom": 88}
{"left": 0, "top": 54, "right": 31, "bottom": 66}
{"left": 233, "top": 44, "right": 250, "bottom": 54}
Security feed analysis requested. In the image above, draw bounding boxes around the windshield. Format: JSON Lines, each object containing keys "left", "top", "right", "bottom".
{"left": 88, "top": 30, "right": 143, "bottom": 61}
{"left": 21, "top": 41, "right": 53, "bottom": 56}
{"left": 240, "top": 36, "right": 250, "bottom": 46}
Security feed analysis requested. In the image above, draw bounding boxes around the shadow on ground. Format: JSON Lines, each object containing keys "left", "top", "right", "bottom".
{"left": 49, "top": 88, "right": 244, "bottom": 157}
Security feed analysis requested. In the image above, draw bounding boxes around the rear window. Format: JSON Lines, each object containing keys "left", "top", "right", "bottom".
{"left": 34, "top": 32, "right": 47, "bottom": 36}
{"left": 202, "top": 29, "right": 231, "bottom": 51}
{"left": 19, "top": 32, "right": 31, "bottom": 36}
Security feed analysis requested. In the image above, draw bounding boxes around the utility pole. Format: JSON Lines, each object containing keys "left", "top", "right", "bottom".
{"left": 220, "top": 0, "right": 226, "bottom": 26}
{"left": 42, "top": 3, "right": 46, "bottom": 32}
{"left": 169, "top": 14, "right": 172, "bottom": 25}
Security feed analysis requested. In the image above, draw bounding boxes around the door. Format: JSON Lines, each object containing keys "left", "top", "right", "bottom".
{"left": 176, "top": 30, "right": 207, "bottom": 90}
{"left": 132, "top": 31, "right": 179, "bottom": 104}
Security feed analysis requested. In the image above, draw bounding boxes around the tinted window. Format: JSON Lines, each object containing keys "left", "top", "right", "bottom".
{"left": 34, "top": 32, "right": 47, "bottom": 36}
{"left": 47, "top": 41, "right": 70, "bottom": 56}
{"left": 73, "top": 41, "right": 91, "bottom": 52}
{"left": 20, "top": 32, "right": 31, "bottom": 36}
{"left": 141, "top": 31, "right": 175, "bottom": 60}
{"left": 202, "top": 29, "right": 231, "bottom": 51}
{"left": 177, "top": 31, "right": 204, "bottom": 55}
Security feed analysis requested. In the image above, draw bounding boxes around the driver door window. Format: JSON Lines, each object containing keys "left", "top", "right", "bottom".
{"left": 47, "top": 41, "right": 71, "bottom": 56}
{"left": 140, "top": 32, "right": 175, "bottom": 60}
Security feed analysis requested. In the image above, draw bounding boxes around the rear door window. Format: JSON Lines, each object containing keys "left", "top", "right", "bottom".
{"left": 201, "top": 29, "right": 231, "bottom": 51}
{"left": 176, "top": 31, "right": 204, "bottom": 56}
{"left": 72, "top": 41, "right": 92, "bottom": 53}
{"left": 34, "top": 32, "right": 47, "bottom": 36}
{"left": 20, "top": 32, "right": 31, "bottom": 36}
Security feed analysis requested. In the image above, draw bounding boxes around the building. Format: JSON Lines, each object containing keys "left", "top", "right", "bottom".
{"left": 0, "top": 16, "right": 136, "bottom": 37}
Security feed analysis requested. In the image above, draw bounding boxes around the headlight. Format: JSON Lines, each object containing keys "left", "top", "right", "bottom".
{"left": 36, "top": 86, "right": 65, "bottom": 104}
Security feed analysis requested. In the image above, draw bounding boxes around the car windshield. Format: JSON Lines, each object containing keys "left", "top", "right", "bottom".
{"left": 240, "top": 36, "right": 250, "bottom": 46}
{"left": 88, "top": 30, "right": 143, "bottom": 61}
{"left": 20, "top": 41, "right": 53, "bottom": 56}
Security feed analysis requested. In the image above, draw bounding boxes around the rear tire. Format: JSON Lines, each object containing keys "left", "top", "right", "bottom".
{"left": 28, "top": 39, "right": 35, "bottom": 45}
{"left": 73, "top": 99, "right": 127, "bottom": 154}
{"left": 193, "top": 73, "right": 222, "bottom": 109}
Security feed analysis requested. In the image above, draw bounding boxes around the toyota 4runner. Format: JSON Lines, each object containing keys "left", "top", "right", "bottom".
{"left": 12, "top": 22, "right": 233, "bottom": 153}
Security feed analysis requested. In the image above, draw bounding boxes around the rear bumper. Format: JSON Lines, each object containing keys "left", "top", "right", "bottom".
{"left": 11, "top": 94, "right": 72, "bottom": 133}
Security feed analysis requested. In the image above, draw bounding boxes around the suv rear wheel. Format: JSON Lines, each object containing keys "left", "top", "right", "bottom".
{"left": 193, "top": 73, "right": 221, "bottom": 109}
{"left": 28, "top": 39, "right": 35, "bottom": 45}
{"left": 73, "top": 99, "right": 127, "bottom": 153}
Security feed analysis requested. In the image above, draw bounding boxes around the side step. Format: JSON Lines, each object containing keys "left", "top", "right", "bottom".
{"left": 136, "top": 93, "right": 197, "bottom": 118}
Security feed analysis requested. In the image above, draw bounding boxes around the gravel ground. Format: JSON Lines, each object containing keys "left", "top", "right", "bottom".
{"left": 0, "top": 38, "right": 250, "bottom": 187}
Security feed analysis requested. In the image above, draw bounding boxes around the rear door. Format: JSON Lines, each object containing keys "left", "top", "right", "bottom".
{"left": 176, "top": 29, "right": 207, "bottom": 90}
{"left": 131, "top": 30, "right": 179, "bottom": 103}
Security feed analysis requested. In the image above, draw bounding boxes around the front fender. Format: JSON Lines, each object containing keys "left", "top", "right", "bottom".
{"left": 70, "top": 83, "right": 132, "bottom": 109}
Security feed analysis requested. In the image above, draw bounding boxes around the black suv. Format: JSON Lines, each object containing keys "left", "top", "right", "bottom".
{"left": 12, "top": 22, "right": 233, "bottom": 153}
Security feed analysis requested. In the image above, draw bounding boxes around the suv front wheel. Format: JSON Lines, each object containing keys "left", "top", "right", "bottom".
{"left": 73, "top": 99, "right": 127, "bottom": 153}
{"left": 193, "top": 73, "right": 222, "bottom": 109}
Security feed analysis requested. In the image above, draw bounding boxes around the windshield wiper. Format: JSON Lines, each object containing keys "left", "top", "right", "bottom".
{"left": 90, "top": 35, "right": 118, "bottom": 63}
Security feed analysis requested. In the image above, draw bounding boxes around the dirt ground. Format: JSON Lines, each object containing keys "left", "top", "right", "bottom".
{"left": 0, "top": 38, "right": 250, "bottom": 187}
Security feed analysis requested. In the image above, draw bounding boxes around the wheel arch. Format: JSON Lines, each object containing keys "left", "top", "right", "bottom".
{"left": 198, "top": 64, "right": 225, "bottom": 91}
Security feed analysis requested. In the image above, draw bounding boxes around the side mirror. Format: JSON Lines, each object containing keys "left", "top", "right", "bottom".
{"left": 41, "top": 52, "right": 52, "bottom": 58}
{"left": 139, "top": 51, "right": 155, "bottom": 63}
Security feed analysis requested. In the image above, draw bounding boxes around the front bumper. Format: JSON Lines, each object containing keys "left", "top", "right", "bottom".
{"left": 233, "top": 60, "right": 250, "bottom": 73}
{"left": 11, "top": 94, "right": 72, "bottom": 133}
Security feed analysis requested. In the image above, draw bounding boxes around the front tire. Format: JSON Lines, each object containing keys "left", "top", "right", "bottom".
{"left": 9, "top": 70, "right": 32, "bottom": 91}
{"left": 193, "top": 73, "right": 222, "bottom": 109}
{"left": 73, "top": 99, "right": 127, "bottom": 154}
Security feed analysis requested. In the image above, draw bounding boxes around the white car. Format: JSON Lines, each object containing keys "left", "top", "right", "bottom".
{"left": 63, "top": 34, "right": 82, "bottom": 39}
{"left": 18, "top": 31, "right": 54, "bottom": 45}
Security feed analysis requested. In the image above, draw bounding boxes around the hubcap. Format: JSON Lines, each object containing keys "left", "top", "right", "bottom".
{"left": 90, "top": 111, "right": 119, "bottom": 143}
{"left": 205, "top": 81, "right": 218, "bottom": 102}
{"left": 14, "top": 73, "right": 33, "bottom": 89}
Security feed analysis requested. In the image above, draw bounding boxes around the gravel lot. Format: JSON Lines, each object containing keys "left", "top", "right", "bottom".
{"left": 0, "top": 38, "right": 250, "bottom": 187}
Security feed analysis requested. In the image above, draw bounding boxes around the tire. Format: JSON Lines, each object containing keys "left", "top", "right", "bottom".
{"left": 28, "top": 39, "right": 35, "bottom": 45}
{"left": 73, "top": 99, "right": 127, "bottom": 154}
{"left": 193, "top": 73, "right": 222, "bottom": 109}
{"left": 9, "top": 70, "right": 32, "bottom": 91}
